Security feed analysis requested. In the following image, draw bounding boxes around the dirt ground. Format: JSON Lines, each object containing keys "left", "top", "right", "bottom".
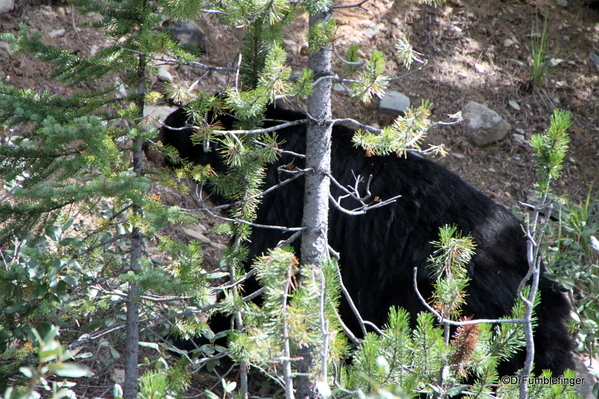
{"left": 1, "top": 0, "right": 597, "bottom": 207}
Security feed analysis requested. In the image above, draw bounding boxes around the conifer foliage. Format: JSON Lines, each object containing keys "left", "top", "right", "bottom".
{"left": 0, "top": 1, "right": 207, "bottom": 399}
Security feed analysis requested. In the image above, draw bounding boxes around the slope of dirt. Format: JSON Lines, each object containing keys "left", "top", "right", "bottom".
{"left": 163, "top": 0, "right": 599, "bottom": 209}
{"left": 328, "top": 0, "right": 599, "bottom": 206}
{"left": 1, "top": 1, "right": 597, "bottom": 205}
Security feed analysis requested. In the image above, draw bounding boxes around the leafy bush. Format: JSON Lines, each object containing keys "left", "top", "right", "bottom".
{"left": 544, "top": 186, "right": 599, "bottom": 360}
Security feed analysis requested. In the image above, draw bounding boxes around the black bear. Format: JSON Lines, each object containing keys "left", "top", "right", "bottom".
{"left": 158, "top": 102, "right": 573, "bottom": 377}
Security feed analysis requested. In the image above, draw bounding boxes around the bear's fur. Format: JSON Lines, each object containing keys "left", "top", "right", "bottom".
{"left": 159, "top": 104, "right": 573, "bottom": 376}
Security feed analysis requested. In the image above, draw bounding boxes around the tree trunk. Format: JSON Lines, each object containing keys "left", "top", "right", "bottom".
{"left": 124, "top": 141, "right": 143, "bottom": 399}
{"left": 124, "top": 55, "right": 147, "bottom": 399}
{"left": 124, "top": 230, "right": 142, "bottom": 399}
{"left": 297, "top": 5, "right": 333, "bottom": 399}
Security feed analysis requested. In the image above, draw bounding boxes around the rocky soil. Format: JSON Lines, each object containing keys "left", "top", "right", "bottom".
{"left": 2, "top": 0, "right": 597, "bottom": 204}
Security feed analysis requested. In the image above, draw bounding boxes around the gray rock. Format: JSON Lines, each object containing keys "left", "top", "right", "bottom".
{"left": 49, "top": 29, "right": 66, "bottom": 38}
{"left": 362, "top": 23, "right": 385, "bottom": 39}
{"left": 508, "top": 100, "right": 521, "bottom": 111}
{"left": 143, "top": 105, "right": 178, "bottom": 166}
{"left": 143, "top": 105, "right": 178, "bottom": 130}
{"left": 156, "top": 67, "right": 173, "bottom": 82}
{"left": 513, "top": 133, "right": 525, "bottom": 143}
{"left": 379, "top": 91, "right": 411, "bottom": 115}
{"left": 0, "top": 0, "right": 13, "bottom": 14}
{"left": 333, "top": 83, "right": 347, "bottom": 92}
{"left": 462, "top": 101, "right": 511, "bottom": 147}
{"left": 589, "top": 52, "right": 599, "bottom": 67}
{"left": 556, "top": 0, "right": 568, "bottom": 6}
{"left": 0, "top": 41, "right": 13, "bottom": 59}
{"left": 115, "top": 81, "right": 127, "bottom": 97}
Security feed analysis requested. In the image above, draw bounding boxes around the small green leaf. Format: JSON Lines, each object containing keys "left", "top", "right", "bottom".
{"left": 113, "top": 384, "right": 123, "bottom": 399}
{"left": 59, "top": 237, "right": 85, "bottom": 248}
{"left": 40, "top": 323, "right": 59, "bottom": 343}
{"left": 139, "top": 342, "right": 160, "bottom": 350}
{"left": 109, "top": 346, "right": 120, "bottom": 359}
{"left": 19, "top": 367, "right": 34, "bottom": 378}
{"left": 583, "top": 319, "right": 598, "bottom": 328}
{"left": 39, "top": 348, "right": 60, "bottom": 363}
{"left": 205, "top": 390, "right": 219, "bottom": 399}
{"left": 6, "top": 304, "right": 30, "bottom": 314}
{"left": 222, "top": 380, "right": 237, "bottom": 393}
{"left": 61, "top": 274, "right": 78, "bottom": 286}
{"left": 45, "top": 224, "right": 62, "bottom": 241}
{"left": 51, "top": 363, "right": 93, "bottom": 378}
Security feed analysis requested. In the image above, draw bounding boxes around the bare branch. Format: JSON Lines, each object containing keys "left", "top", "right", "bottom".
{"left": 329, "top": 193, "right": 401, "bottom": 216}
{"left": 412, "top": 267, "right": 527, "bottom": 326}
{"left": 332, "top": 117, "right": 382, "bottom": 133}
{"left": 336, "top": 262, "right": 368, "bottom": 338}
{"left": 326, "top": 171, "right": 401, "bottom": 215}
{"left": 219, "top": 118, "right": 309, "bottom": 135}
{"left": 304, "top": 60, "right": 429, "bottom": 88}
{"left": 199, "top": 8, "right": 228, "bottom": 15}
{"left": 428, "top": 111, "right": 463, "bottom": 129}
{"left": 250, "top": 363, "right": 287, "bottom": 389}
{"left": 70, "top": 275, "right": 269, "bottom": 350}
{"left": 332, "top": 0, "right": 370, "bottom": 10}
{"left": 160, "top": 116, "right": 308, "bottom": 136}
{"left": 276, "top": 230, "right": 302, "bottom": 249}
{"left": 362, "top": 321, "right": 387, "bottom": 337}
{"left": 518, "top": 192, "right": 555, "bottom": 399}
{"left": 282, "top": 264, "right": 295, "bottom": 399}
{"left": 234, "top": 53, "right": 242, "bottom": 92}
{"left": 318, "top": 269, "right": 332, "bottom": 397}
{"left": 213, "top": 269, "right": 255, "bottom": 291}
{"left": 190, "top": 167, "right": 310, "bottom": 213}
{"left": 385, "top": 58, "right": 429, "bottom": 82}
{"left": 331, "top": 44, "right": 366, "bottom": 67}
{"left": 72, "top": 233, "right": 131, "bottom": 259}
{"left": 188, "top": 71, "right": 210, "bottom": 92}
{"left": 92, "top": 285, "right": 195, "bottom": 303}
{"left": 328, "top": 245, "right": 340, "bottom": 260}
{"left": 117, "top": 46, "right": 236, "bottom": 72}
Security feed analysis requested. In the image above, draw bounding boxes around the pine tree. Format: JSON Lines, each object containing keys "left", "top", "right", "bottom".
{"left": 0, "top": 2, "right": 207, "bottom": 398}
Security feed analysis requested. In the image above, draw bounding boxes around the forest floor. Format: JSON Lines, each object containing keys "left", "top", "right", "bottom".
{"left": 2, "top": 0, "right": 598, "bottom": 208}
{"left": 0, "top": 0, "right": 598, "bottom": 396}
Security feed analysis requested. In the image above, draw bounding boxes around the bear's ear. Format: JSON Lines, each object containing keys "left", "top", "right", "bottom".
{"left": 157, "top": 109, "right": 192, "bottom": 166}
{"left": 157, "top": 108, "right": 209, "bottom": 167}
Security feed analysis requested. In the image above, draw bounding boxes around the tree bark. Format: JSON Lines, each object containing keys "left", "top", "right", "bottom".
{"left": 297, "top": 5, "right": 333, "bottom": 399}
{"left": 124, "top": 55, "right": 147, "bottom": 399}
{"left": 124, "top": 228, "right": 142, "bottom": 399}
{"left": 302, "top": 8, "right": 333, "bottom": 281}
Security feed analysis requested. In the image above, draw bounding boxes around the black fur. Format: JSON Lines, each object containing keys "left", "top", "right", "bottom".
{"left": 159, "top": 104, "right": 574, "bottom": 376}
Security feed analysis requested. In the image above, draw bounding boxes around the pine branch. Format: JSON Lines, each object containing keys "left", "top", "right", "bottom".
{"left": 412, "top": 267, "right": 527, "bottom": 326}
